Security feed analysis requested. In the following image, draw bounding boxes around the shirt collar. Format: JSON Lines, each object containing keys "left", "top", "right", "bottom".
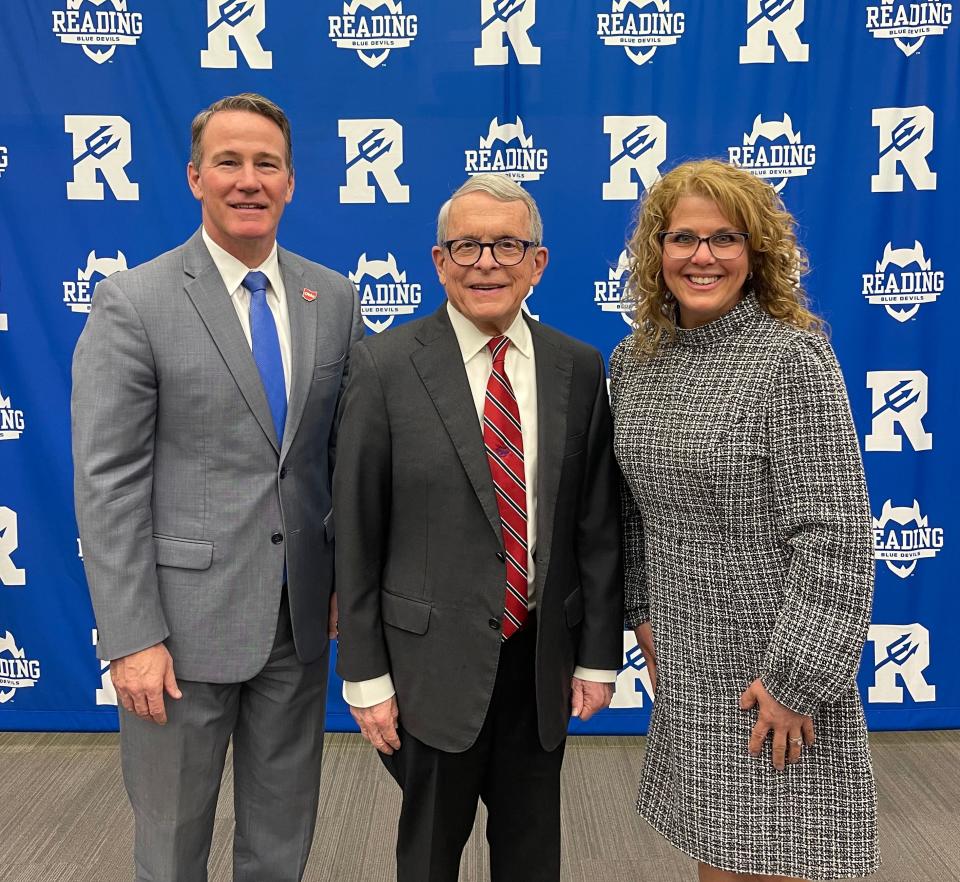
{"left": 201, "top": 228, "right": 281, "bottom": 300}
{"left": 446, "top": 301, "right": 533, "bottom": 364}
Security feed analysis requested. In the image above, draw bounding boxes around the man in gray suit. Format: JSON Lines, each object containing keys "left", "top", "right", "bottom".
{"left": 334, "top": 174, "right": 623, "bottom": 881}
{"left": 72, "top": 93, "right": 362, "bottom": 882}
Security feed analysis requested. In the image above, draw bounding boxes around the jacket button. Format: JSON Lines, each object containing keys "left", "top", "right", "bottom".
{"left": 488, "top": 617, "right": 501, "bottom": 630}
{"left": 279, "top": 467, "right": 287, "bottom": 479}
{"left": 271, "top": 532, "right": 284, "bottom": 544}
{"left": 495, "top": 551, "right": 505, "bottom": 562}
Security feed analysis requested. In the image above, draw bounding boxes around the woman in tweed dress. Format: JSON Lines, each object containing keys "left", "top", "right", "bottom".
{"left": 610, "top": 160, "right": 879, "bottom": 881}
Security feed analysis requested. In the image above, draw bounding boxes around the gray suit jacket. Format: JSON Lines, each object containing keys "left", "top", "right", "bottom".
{"left": 334, "top": 305, "right": 623, "bottom": 753}
{"left": 72, "top": 230, "right": 363, "bottom": 682}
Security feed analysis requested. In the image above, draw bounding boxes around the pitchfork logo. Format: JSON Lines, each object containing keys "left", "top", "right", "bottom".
{"left": 602, "top": 116, "right": 666, "bottom": 200}
{"left": 611, "top": 632, "right": 654, "bottom": 708}
{"left": 0, "top": 631, "right": 41, "bottom": 704}
{"left": 65, "top": 115, "right": 139, "bottom": 201}
{"left": 594, "top": 250, "right": 635, "bottom": 326}
{"left": 339, "top": 119, "right": 409, "bottom": 203}
{"left": 865, "top": 1, "right": 952, "bottom": 56}
{"left": 727, "top": 113, "right": 816, "bottom": 193}
{"left": 475, "top": 0, "right": 540, "bottom": 65}
{"left": 0, "top": 507, "right": 27, "bottom": 588}
{"left": 596, "top": 0, "right": 686, "bottom": 66}
{"left": 349, "top": 253, "right": 422, "bottom": 333}
{"left": 64, "top": 249, "right": 129, "bottom": 314}
{"left": 329, "top": 0, "right": 418, "bottom": 68}
{"left": 862, "top": 241, "right": 943, "bottom": 322}
{"left": 0, "top": 389, "right": 25, "bottom": 441}
{"left": 464, "top": 117, "right": 548, "bottom": 182}
{"left": 200, "top": 0, "right": 272, "bottom": 69}
{"left": 873, "top": 500, "right": 943, "bottom": 579}
{"left": 872, "top": 106, "right": 937, "bottom": 192}
{"left": 865, "top": 371, "right": 932, "bottom": 452}
{"left": 51, "top": 1, "right": 143, "bottom": 65}
{"left": 867, "top": 623, "right": 935, "bottom": 702}
{"left": 740, "top": 0, "right": 808, "bottom": 63}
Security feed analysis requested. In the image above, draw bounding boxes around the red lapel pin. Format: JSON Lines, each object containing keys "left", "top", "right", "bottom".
{"left": 302, "top": 288, "right": 317, "bottom": 302}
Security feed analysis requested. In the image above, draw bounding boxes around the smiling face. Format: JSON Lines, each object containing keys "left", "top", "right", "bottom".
{"left": 187, "top": 110, "right": 294, "bottom": 268}
{"left": 432, "top": 191, "right": 548, "bottom": 336}
{"left": 661, "top": 195, "right": 750, "bottom": 329}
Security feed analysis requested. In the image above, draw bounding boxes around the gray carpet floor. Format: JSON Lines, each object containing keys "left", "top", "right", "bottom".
{"left": 1, "top": 730, "right": 957, "bottom": 881}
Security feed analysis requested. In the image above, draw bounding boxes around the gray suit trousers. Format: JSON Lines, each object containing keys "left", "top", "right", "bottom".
{"left": 118, "top": 593, "right": 328, "bottom": 882}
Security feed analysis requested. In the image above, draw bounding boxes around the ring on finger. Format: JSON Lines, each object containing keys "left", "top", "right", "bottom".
{"left": 789, "top": 736, "right": 803, "bottom": 746}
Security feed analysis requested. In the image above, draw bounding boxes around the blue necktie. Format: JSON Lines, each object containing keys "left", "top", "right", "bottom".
{"left": 242, "top": 271, "right": 287, "bottom": 443}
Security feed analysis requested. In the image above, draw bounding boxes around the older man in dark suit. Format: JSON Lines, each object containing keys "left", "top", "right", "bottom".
{"left": 334, "top": 174, "right": 623, "bottom": 882}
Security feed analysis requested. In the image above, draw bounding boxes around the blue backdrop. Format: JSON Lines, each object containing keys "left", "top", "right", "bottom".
{"left": 0, "top": 0, "right": 956, "bottom": 733}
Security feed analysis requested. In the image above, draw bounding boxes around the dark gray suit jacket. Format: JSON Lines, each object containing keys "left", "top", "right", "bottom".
{"left": 334, "top": 305, "right": 623, "bottom": 753}
{"left": 72, "top": 230, "right": 363, "bottom": 682}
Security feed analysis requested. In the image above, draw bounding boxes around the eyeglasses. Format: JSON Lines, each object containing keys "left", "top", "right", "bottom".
{"left": 658, "top": 231, "right": 749, "bottom": 260}
{"left": 443, "top": 238, "right": 537, "bottom": 267}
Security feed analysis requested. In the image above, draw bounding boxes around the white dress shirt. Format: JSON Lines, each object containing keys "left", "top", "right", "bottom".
{"left": 344, "top": 303, "right": 615, "bottom": 709}
{"left": 202, "top": 228, "right": 292, "bottom": 397}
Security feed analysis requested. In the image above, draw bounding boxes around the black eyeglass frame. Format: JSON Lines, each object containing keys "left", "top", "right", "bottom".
{"left": 657, "top": 231, "right": 750, "bottom": 260}
{"left": 442, "top": 237, "right": 539, "bottom": 267}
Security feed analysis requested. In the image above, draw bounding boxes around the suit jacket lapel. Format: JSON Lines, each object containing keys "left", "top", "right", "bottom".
{"left": 411, "top": 307, "right": 502, "bottom": 543}
{"left": 278, "top": 250, "right": 316, "bottom": 463}
{"left": 529, "top": 317, "right": 572, "bottom": 588}
{"left": 181, "top": 231, "right": 280, "bottom": 453}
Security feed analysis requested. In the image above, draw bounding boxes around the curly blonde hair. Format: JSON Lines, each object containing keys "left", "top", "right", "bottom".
{"left": 625, "top": 159, "right": 824, "bottom": 355}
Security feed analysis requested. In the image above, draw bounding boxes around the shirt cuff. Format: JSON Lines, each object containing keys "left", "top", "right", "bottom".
{"left": 342, "top": 674, "right": 396, "bottom": 708}
{"left": 573, "top": 666, "right": 617, "bottom": 684}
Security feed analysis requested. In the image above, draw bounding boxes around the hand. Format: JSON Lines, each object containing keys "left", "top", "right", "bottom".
{"left": 570, "top": 677, "right": 614, "bottom": 722}
{"left": 634, "top": 622, "right": 657, "bottom": 696}
{"left": 351, "top": 696, "right": 401, "bottom": 755}
{"left": 739, "top": 678, "right": 815, "bottom": 771}
{"left": 328, "top": 591, "right": 339, "bottom": 639}
{"left": 110, "top": 643, "right": 182, "bottom": 725}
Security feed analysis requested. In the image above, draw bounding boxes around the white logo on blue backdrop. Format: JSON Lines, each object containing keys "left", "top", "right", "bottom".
{"left": 0, "top": 631, "right": 41, "bottom": 704}
{"left": 0, "top": 507, "right": 27, "bottom": 588}
{"left": 328, "top": 0, "right": 418, "bottom": 68}
{"left": 862, "top": 240, "right": 943, "bottom": 322}
{"left": 0, "top": 145, "right": 9, "bottom": 178}
{"left": 465, "top": 117, "right": 548, "bottom": 181}
{"left": 201, "top": 0, "right": 272, "bottom": 69}
{"left": 739, "top": 0, "right": 809, "bottom": 63}
{"left": 865, "top": 1, "right": 953, "bottom": 56}
{"left": 64, "top": 250, "right": 129, "bottom": 314}
{"left": 873, "top": 499, "right": 944, "bottom": 579}
{"left": 65, "top": 115, "right": 139, "bottom": 201}
{"left": 475, "top": 0, "right": 540, "bottom": 65}
{"left": 0, "top": 390, "right": 25, "bottom": 441}
{"left": 594, "top": 249, "right": 635, "bottom": 326}
{"left": 611, "top": 632, "right": 654, "bottom": 708}
{"left": 602, "top": 115, "right": 666, "bottom": 200}
{"left": 867, "top": 623, "right": 936, "bottom": 702}
{"left": 727, "top": 113, "right": 815, "bottom": 193}
{"left": 51, "top": 0, "right": 143, "bottom": 65}
{"left": 865, "top": 370, "right": 933, "bottom": 452}
{"left": 349, "top": 253, "right": 422, "bottom": 333}
{"left": 596, "top": 0, "right": 686, "bottom": 66}
{"left": 872, "top": 105, "right": 937, "bottom": 192}
{"left": 91, "top": 630, "right": 117, "bottom": 705}
{"left": 339, "top": 119, "right": 410, "bottom": 203}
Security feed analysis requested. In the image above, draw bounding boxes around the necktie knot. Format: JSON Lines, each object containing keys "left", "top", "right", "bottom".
{"left": 487, "top": 335, "right": 509, "bottom": 369}
{"left": 242, "top": 270, "right": 269, "bottom": 299}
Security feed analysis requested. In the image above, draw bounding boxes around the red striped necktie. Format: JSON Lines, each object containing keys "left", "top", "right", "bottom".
{"left": 483, "top": 336, "right": 528, "bottom": 640}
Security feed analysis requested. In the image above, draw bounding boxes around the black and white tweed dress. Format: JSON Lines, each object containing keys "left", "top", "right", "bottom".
{"left": 610, "top": 294, "right": 880, "bottom": 879}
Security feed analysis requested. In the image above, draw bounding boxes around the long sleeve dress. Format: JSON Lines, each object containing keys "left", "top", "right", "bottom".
{"left": 609, "top": 294, "right": 880, "bottom": 879}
